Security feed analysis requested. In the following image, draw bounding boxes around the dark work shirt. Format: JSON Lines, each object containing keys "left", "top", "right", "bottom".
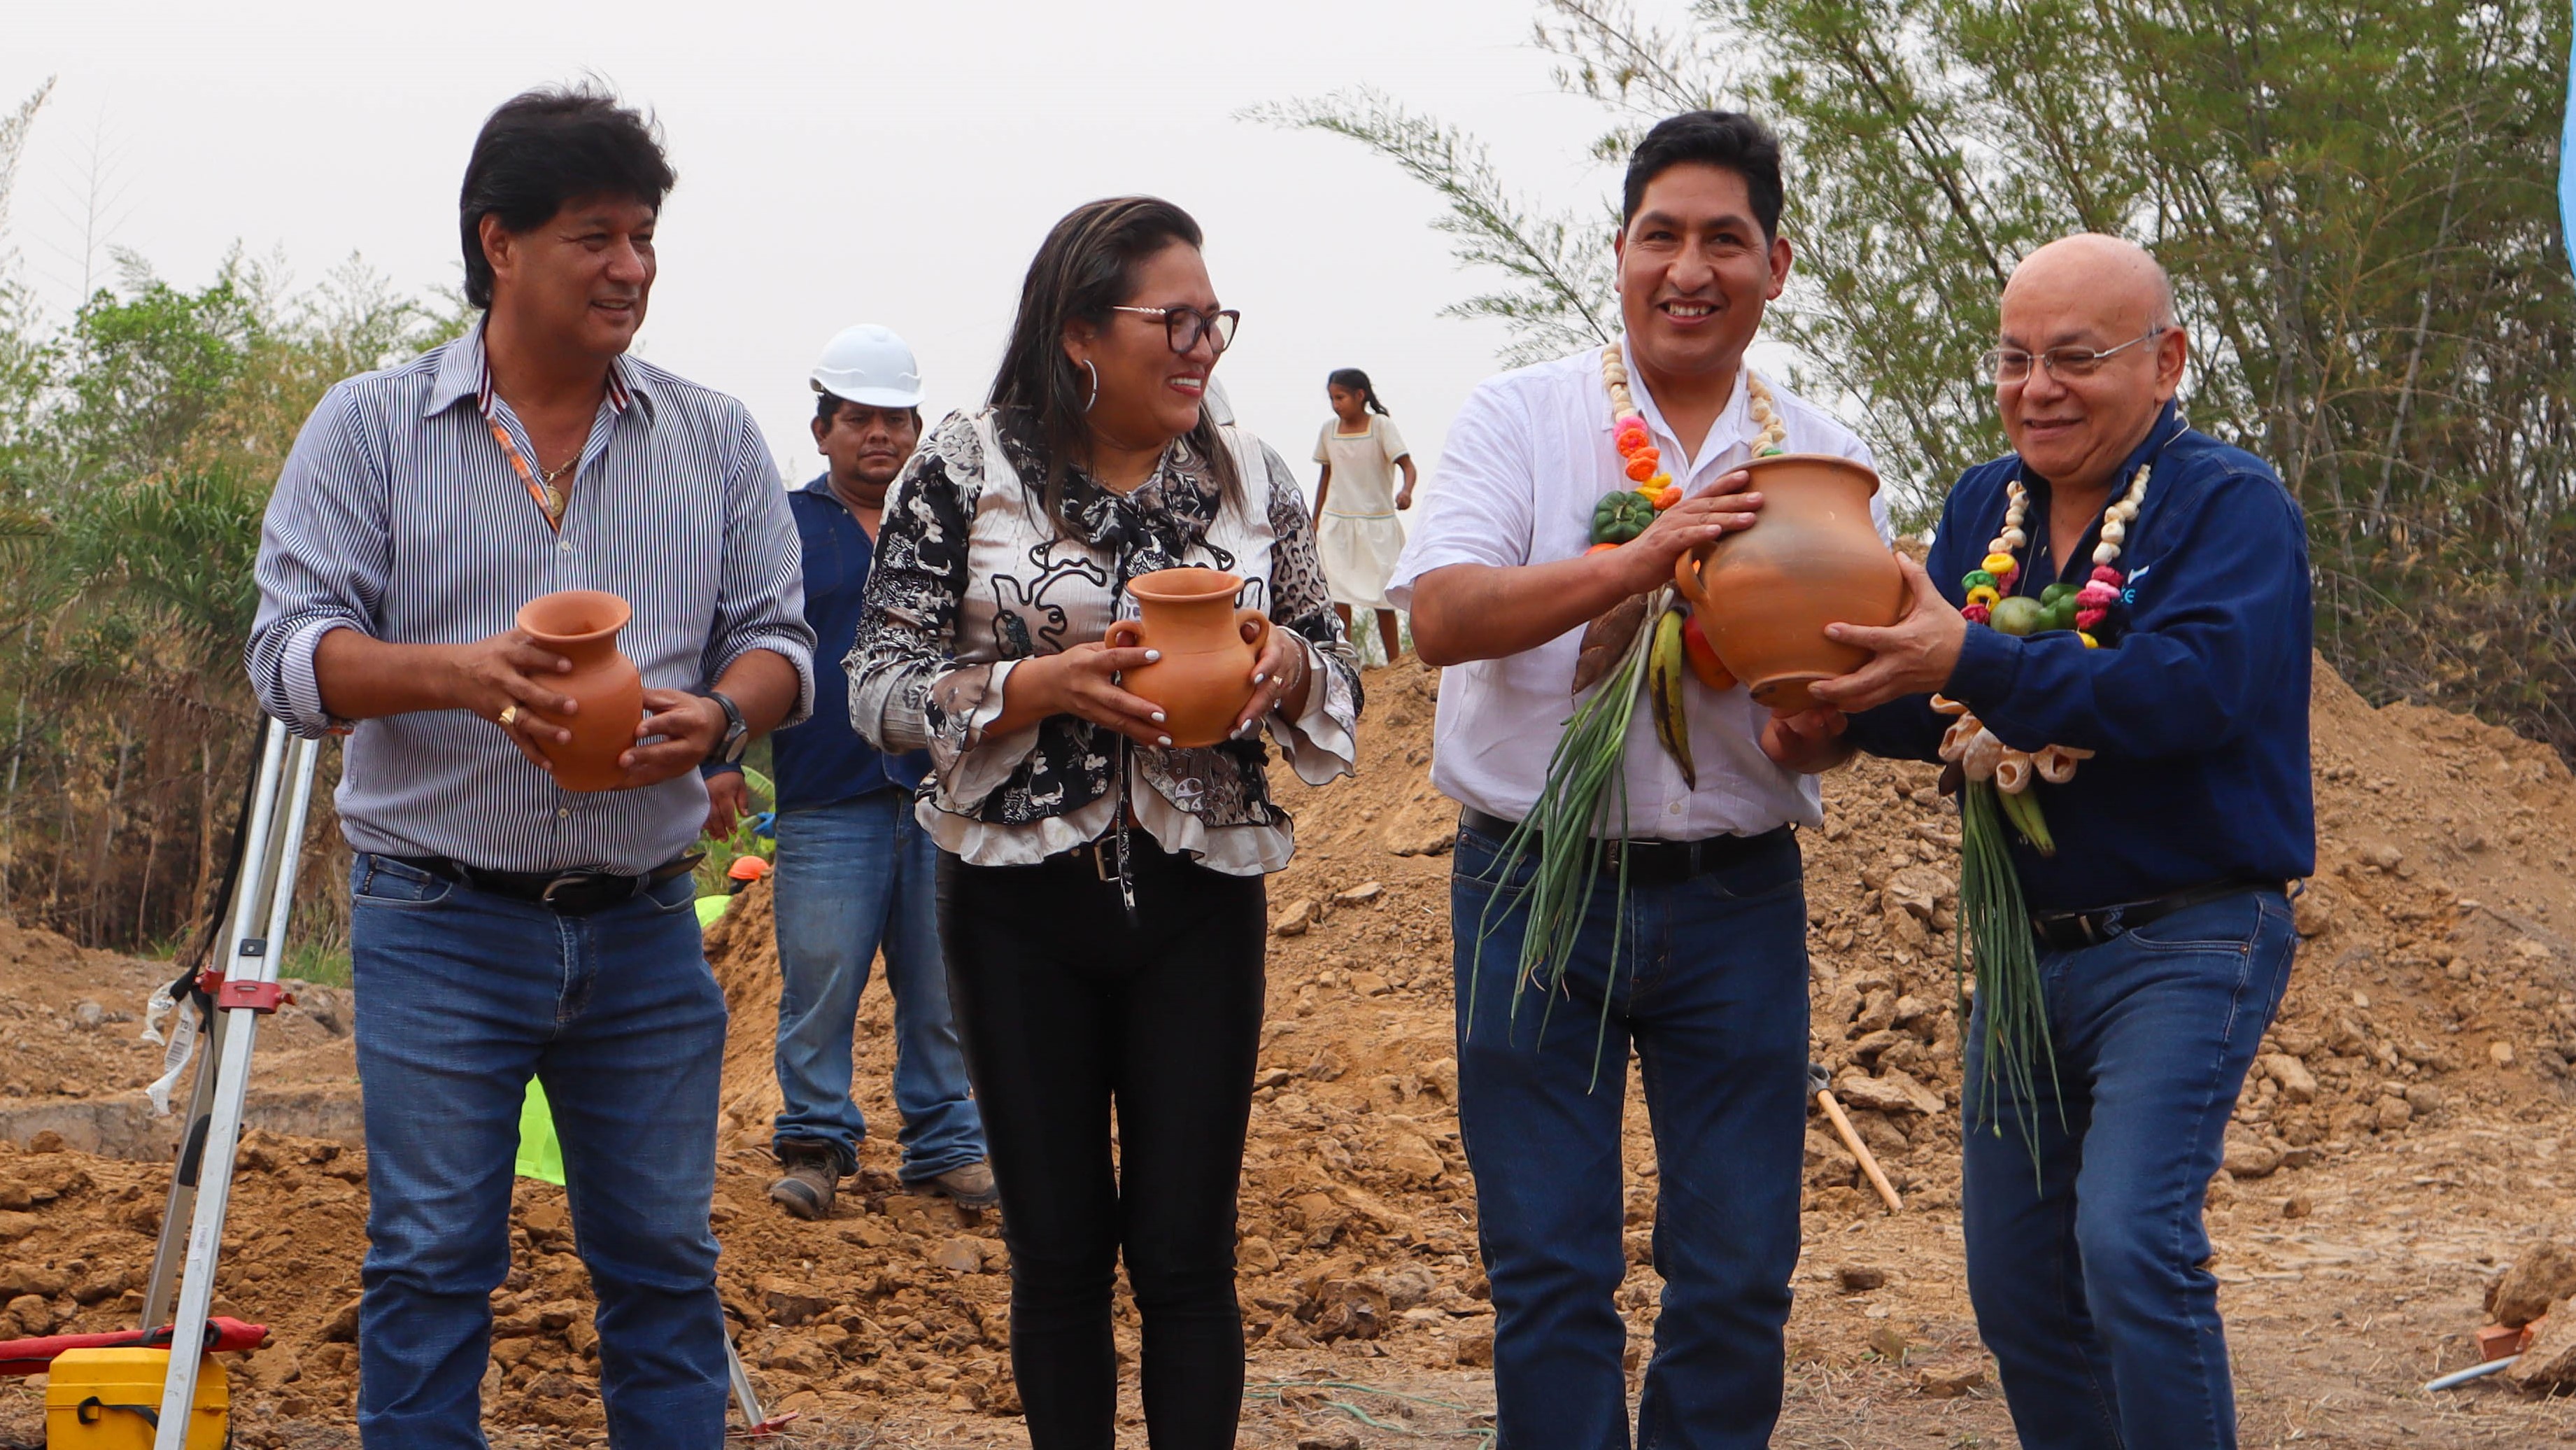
{"left": 1843, "top": 404, "right": 2316, "bottom": 912}
{"left": 711, "top": 474, "right": 928, "bottom": 810}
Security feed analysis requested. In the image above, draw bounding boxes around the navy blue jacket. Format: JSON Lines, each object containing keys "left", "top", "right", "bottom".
{"left": 709, "top": 474, "right": 928, "bottom": 810}
{"left": 1843, "top": 404, "right": 2315, "bottom": 913}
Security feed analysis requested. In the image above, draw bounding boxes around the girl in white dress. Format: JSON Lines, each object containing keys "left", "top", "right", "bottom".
{"left": 1312, "top": 368, "right": 1417, "bottom": 661}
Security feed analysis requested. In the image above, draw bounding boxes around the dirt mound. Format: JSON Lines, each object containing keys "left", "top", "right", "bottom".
{"left": 1793, "top": 656, "right": 2576, "bottom": 1213}
{"left": 0, "top": 917, "right": 352, "bottom": 1109}
{"left": 3, "top": 652, "right": 2575, "bottom": 1446}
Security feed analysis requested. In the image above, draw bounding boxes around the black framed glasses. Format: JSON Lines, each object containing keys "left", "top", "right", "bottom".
{"left": 1979, "top": 325, "right": 2167, "bottom": 384}
{"left": 1110, "top": 304, "right": 1240, "bottom": 355}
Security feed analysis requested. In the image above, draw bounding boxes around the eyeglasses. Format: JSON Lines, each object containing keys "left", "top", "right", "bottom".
{"left": 1980, "top": 325, "right": 2167, "bottom": 385}
{"left": 1110, "top": 305, "right": 1240, "bottom": 355}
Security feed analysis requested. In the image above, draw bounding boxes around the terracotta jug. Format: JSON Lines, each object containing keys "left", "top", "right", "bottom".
{"left": 1106, "top": 568, "right": 1273, "bottom": 748}
{"left": 1671, "top": 454, "right": 1904, "bottom": 714}
{"left": 516, "top": 589, "right": 646, "bottom": 791}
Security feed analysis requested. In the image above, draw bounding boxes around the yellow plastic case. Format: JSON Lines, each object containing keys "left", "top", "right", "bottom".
{"left": 43, "top": 1348, "right": 229, "bottom": 1449}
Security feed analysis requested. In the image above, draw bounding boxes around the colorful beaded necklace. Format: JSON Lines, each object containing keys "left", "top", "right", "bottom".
{"left": 1590, "top": 344, "right": 1785, "bottom": 547}
{"left": 1958, "top": 462, "right": 2150, "bottom": 649}
{"left": 1606, "top": 342, "right": 1787, "bottom": 477}
{"left": 1934, "top": 460, "right": 2159, "bottom": 810}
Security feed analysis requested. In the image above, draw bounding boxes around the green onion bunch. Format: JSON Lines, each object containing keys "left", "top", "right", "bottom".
{"left": 1956, "top": 777, "right": 2060, "bottom": 1174}
{"left": 1471, "top": 587, "right": 1666, "bottom": 1090}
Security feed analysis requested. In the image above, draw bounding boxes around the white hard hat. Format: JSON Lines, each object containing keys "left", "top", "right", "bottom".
{"left": 810, "top": 323, "right": 923, "bottom": 409}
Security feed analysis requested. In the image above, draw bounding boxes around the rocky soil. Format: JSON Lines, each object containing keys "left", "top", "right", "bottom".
{"left": 6, "top": 654, "right": 2576, "bottom": 1447}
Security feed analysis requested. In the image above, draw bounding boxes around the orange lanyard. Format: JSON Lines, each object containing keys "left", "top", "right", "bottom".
{"left": 487, "top": 417, "right": 568, "bottom": 530}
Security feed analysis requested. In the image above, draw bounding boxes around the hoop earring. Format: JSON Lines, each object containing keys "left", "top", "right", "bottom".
{"left": 1082, "top": 360, "right": 1101, "bottom": 414}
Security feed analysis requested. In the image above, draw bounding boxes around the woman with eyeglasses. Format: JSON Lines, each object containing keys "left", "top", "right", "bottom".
{"left": 849, "top": 196, "right": 1360, "bottom": 1449}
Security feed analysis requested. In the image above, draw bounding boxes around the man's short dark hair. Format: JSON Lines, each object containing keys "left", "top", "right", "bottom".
{"left": 1621, "top": 111, "right": 1784, "bottom": 239}
{"left": 458, "top": 86, "right": 677, "bottom": 309}
{"left": 814, "top": 394, "right": 924, "bottom": 432}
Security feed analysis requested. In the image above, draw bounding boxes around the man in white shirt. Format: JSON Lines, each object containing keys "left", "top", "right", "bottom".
{"left": 1389, "top": 111, "right": 1876, "bottom": 1450}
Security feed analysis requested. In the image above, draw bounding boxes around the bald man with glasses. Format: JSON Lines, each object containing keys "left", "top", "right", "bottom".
{"left": 1813, "top": 234, "right": 2314, "bottom": 1450}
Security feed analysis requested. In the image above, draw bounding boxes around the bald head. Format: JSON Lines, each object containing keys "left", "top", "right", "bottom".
{"left": 1994, "top": 233, "right": 2188, "bottom": 496}
{"left": 2005, "top": 233, "right": 2175, "bottom": 335}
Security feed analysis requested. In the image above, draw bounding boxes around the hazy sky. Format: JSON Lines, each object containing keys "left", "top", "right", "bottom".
{"left": 3, "top": 0, "right": 1690, "bottom": 509}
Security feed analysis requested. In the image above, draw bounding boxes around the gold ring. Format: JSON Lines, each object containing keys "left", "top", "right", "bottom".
{"left": 497, "top": 705, "right": 520, "bottom": 727}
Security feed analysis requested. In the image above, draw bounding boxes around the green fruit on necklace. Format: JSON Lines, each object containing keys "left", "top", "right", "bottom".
{"left": 1990, "top": 596, "right": 2048, "bottom": 637}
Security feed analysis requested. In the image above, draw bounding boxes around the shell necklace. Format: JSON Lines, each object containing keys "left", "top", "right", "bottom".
{"left": 1934, "top": 460, "right": 2154, "bottom": 802}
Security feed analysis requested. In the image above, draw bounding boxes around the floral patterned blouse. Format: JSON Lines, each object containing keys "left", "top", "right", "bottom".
{"left": 848, "top": 407, "right": 1361, "bottom": 875}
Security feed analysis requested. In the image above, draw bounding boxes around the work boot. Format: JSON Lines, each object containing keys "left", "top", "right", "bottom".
{"left": 769, "top": 1142, "right": 841, "bottom": 1220}
{"left": 924, "top": 1160, "right": 1000, "bottom": 1211}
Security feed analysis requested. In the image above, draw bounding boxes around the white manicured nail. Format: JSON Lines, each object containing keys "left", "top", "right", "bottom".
{"left": 1144, "top": 650, "right": 1161, "bottom": 661}
{"left": 1151, "top": 710, "right": 1166, "bottom": 724}
{"left": 1157, "top": 735, "right": 1173, "bottom": 747}
{"left": 1254, "top": 673, "right": 1268, "bottom": 685}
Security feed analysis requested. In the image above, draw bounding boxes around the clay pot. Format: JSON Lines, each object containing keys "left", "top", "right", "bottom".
{"left": 516, "top": 589, "right": 646, "bottom": 791}
{"left": 1106, "top": 568, "right": 1272, "bottom": 748}
{"left": 1672, "top": 454, "right": 1904, "bottom": 714}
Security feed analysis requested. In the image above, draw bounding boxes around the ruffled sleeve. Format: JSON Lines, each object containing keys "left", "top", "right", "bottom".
{"left": 1254, "top": 440, "right": 1361, "bottom": 784}
{"left": 848, "top": 414, "right": 1043, "bottom": 811}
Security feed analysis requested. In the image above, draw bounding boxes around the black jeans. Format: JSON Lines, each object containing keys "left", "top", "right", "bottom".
{"left": 937, "top": 840, "right": 1266, "bottom": 1450}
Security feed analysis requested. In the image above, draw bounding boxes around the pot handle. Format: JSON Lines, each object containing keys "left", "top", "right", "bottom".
{"left": 1236, "top": 607, "right": 1274, "bottom": 666}
{"left": 1673, "top": 542, "right": 1715, "bottom": 612}
{"left": 1105, "top": 619, "right": 1147, "bottom": 651}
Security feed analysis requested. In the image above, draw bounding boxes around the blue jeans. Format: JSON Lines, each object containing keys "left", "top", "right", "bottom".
{"left": 1962, "top": 889, "right": 2297, "bottom": 1450}
{"left": 348, "top": 854, "right": 728, "bottom": 1450}
{"left": 770, "top": 789, "right": 984, "bottom": 1180}
{"left": 1451, "top": 820, "right": 1811, "bottom": 1450}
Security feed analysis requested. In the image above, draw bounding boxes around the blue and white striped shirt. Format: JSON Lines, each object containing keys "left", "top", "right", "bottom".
{"left": 246, "top": 323, "right": 816, "bottom": 875}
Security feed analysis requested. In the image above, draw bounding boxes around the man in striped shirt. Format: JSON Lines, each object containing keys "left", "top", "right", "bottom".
{"left": 247, "top": 87, "right": 814, "bottom": 1447}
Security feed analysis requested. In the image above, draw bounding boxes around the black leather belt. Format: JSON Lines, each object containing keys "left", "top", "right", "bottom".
{"left": 1458, "top": 806, "right": 1789, "bottom": 887}
{"left": 391, "top": 853, "right": 702, "bottom": 916}
{"left": 2030, "top": 878, "right": 2286, "bottom": 952}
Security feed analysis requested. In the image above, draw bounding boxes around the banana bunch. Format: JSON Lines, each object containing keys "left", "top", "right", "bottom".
{"left": 1647, "top": 603, "right": 1697, "bottom": 789}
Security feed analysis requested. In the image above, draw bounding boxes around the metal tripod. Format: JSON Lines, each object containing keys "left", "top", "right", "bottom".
{"left": 136, "top": 715, "right": 785, "bottom": 1444}
{"left": 143, "top": 718, "right": 319, "bottom": 1448}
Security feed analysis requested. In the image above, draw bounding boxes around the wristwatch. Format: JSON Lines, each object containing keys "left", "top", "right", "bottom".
{"left": 702, "top": 690, "right": 749, "bottom": 765}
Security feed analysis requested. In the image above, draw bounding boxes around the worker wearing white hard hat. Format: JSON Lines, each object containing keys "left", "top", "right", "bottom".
{"left": 706, "top": 321, "right": 996, "bottom": 1220}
